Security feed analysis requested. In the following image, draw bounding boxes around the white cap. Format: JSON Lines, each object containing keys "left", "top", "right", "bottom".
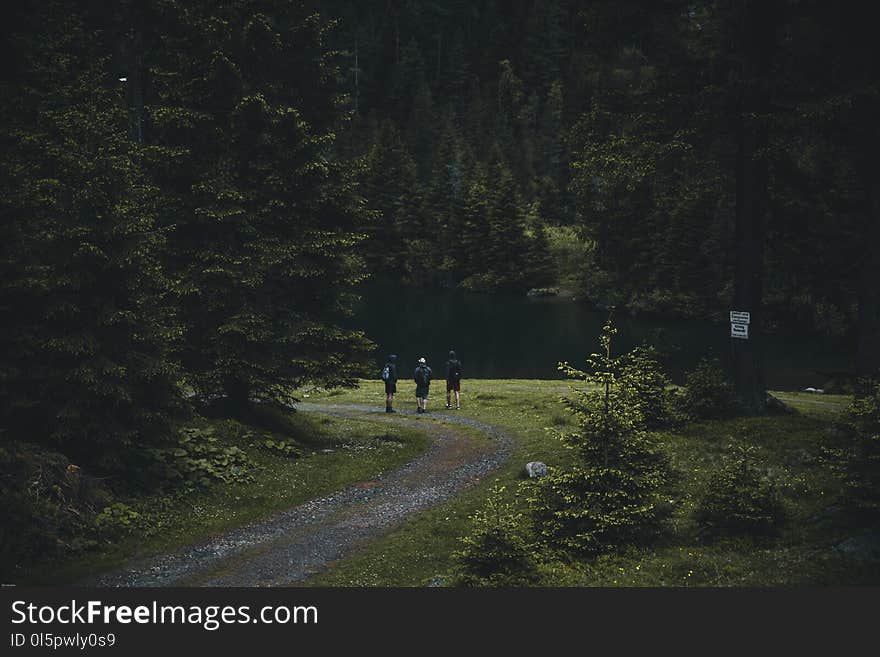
{"left": 418, "top": 357, "right": 426, "bottom": 363}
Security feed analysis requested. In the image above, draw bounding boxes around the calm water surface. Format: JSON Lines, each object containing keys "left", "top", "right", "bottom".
{"left": 345, "top": 281, "right": 850, "bottom": 391}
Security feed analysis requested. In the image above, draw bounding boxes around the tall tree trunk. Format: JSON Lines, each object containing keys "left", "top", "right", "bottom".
{"left": 731, "top": 0, "right": 776, "bottom": 414}
{"left": 224, "top": 378, "right": 251, "bottom": 416}
{"left": 855, "top": 177, "right": 880, "bottom": 396}
{"left": 732, "top": 104, "right": 768, "bottom": 413}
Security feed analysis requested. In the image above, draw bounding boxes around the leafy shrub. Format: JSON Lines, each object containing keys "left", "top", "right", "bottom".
{"left": 695, "top": 445, "right": 785, "bottom": 538}
{"left": 153, "top": 426, "right": 252, "bottom": 488}
{"left": 451, "top": 485, "right": 539, "bottom": 587}
{"left": 531, "top": 320, "right": 671, "bottom": 556}
{"left": 262, "top": 438, "right": 303, "bottom": 458}
{"left": 94, "top": 503, "right": 142, "bottom": 540}
{"left": 679, "top": 359, "right": 740, "bottom": 420}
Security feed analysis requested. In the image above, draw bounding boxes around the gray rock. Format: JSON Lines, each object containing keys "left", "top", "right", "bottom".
{"left": 525, "top": 461, "right": 548, "bottom": 478}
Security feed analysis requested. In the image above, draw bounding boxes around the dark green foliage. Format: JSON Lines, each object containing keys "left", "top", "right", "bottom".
{"left": 695, "top": 445, "right": 785, "bottom": 539}
{"left": 531, "top": 464, "right": 669, "bottom": 555}
{"left": 307, "top": 1, "right": 877, "bottom": 375}
{"left": 458, "top": 159, "right": 550, "bottom": 293}
{"left": 0, "top": 1, "right": 186, "bottom": 472}
{"left": 145, "top": 0, "right": 374, "bottom": 410}
{"left": 152, "top": 426, "right": 252, "bottom": 489}
{"left": 680, "top": 359, "right": 741, "bottom": 420}
{"left": 619, "top": 346, "right": 675, "bottom": 430}
{"left": 824, "top": 381, "right": 880, "bottom": 521}
{"left": 1, "top": 1, "right": 375, "bottom": 569}
{"left": 94, "top": 503, "right": 142, "bottom": 540}
{"left": 361, "top": 120, "right": 420, "bottom": 275}
{"left": 531, "top": 321, "right": 671, "bottom": 555}
{"left": 451, "top": 485, "right": 539, "bottom": 587}
{"left": 261, "top": 439, "right": 304, "bottom": 459}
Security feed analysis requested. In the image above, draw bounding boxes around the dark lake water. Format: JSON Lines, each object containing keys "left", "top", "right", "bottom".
{"left": 345, "top": 280, "right": 850, "bottom": 391}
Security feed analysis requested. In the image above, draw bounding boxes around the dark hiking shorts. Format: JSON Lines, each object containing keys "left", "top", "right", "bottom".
{"left": 415, "top": 385, "right": 429, "bottom": 398}
{"left": 446, "top": 379, "right": 461, "bottom": 392}
{"left": 385, "top": 381, "right": 397, "bottom": 394}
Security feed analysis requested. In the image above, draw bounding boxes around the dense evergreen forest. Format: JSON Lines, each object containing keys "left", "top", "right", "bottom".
{"left": 1, "top": 0, "right": 878, "bottom": 577}
{"left": 318, "top": 1, "right": 877, "bottom": 354}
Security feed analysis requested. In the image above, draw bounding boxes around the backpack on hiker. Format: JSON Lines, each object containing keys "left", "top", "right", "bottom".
{"left": 450, "top": 360, "right": 462, "bottom": 382}
{"left": 415, "top": 365, "right": 428, "bottom": 386}
{"left": 381, "top": 364, "right": 392, "bottom": 382}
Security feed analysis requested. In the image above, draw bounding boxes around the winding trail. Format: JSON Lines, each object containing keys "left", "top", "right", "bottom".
{"left": 91, "top": 404, "right": 513, "bottom": 587}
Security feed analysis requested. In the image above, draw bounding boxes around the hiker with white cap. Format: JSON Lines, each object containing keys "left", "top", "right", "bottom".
{"left": 413, "top": 357, "right": 433, "bottom": 414}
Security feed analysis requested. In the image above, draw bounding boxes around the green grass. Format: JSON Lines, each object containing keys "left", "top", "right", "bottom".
{"left": 299, "top": 378, "right": 587, "bottom": 586}
{"left": 772, "top": 391, "right": 851, "bottom": 416}
{"left": 15, "top": 378, "right": 877, "bottom": 587}
{"left": 300, "top": 379, "right": 880, "bottom": 586}
{"left": 12, "top": 409, "right": 429, "bottom": 585}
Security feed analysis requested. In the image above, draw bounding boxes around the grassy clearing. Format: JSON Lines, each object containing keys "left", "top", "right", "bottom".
{"left": 300, "top": 378, "right": 587, "bottom": 586}
{"left": 13, "top": 409, "right": 429, "bottom": 585}
{"left": 301, "top": 378, "right": 880, "bottom": 586}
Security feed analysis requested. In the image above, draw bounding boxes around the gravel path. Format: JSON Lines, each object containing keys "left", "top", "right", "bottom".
{"left": 91, "top": 404, "right": 513, "bottom": 587}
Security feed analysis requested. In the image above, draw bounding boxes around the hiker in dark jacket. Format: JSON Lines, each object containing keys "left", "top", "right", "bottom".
{"left": 414, "top": 357, "right": 433, "bottom": 414}
{"left": 381, "top": 354, "right": 399, "bottom": 413}
{"left": 445, "top": 350, "right": 463, "bottom": 410}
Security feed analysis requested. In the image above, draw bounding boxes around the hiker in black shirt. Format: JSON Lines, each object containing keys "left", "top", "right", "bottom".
{"left": 445, "top": 350, "right": 463, "bottom": 410}
{"left": 381, "top": 354, "right": 399, "bottom": 413}
{"left": 414, "top": 357, "right": 432, "bottom": 414}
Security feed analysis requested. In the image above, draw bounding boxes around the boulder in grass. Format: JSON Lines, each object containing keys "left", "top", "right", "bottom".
{"left": 525, "top": 461, "right": 548, "bottom": 478}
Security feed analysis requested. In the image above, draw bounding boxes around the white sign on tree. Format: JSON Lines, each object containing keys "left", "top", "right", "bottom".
{"left": 730, "top": 310, "right": 750, "bottom": 340}
{"left": 731, "top": 323, "right": 749, "bottom": 339}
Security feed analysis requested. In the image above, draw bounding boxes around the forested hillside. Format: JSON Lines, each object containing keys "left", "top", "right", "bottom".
{"left": 0, "top": 0, "right": 375, "bottom": 570}
{"left": 317, "top": 0, "right": 879, "bottom": 353}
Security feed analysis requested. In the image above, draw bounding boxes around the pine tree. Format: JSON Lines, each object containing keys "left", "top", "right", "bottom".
{"left": 538, "top": 80, "right": 566, "bottom": 185}
{"left": 144, "top": 0, "right": 374, "bottom": 413}
{"left": 531, "top": 320, "right": 670, "bottom": 555}
{"left": 405, "top": 81, "right": 438, "bottom": 178}
{"left": 522, "top": 0, "right": 568, "bottom": 95}
{"left": 362, "top": 120, "right": 420, "bottom": 274}
{"left": 486, "top": 159, "right": 531, "bottom": 290}
{"left": 495, "top": 59, "right": 524, "bottom": 173}
{"left": 392, "top": 36, "right": 427, "bottom": 119}
{"left": 0, "top": 1, "right": 185, "bottom": 472}
{"left": 441, "top": 27, "right": 470, "bottom": 105}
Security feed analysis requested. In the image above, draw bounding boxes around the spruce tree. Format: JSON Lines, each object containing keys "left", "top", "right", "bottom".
{"left": 362, "top": 120, "right": 420, "bottom": 274}
{"left": 531, "top": 321, "right": 670, "bottom": 555}
{"left": 0, "top": 1, "right": 184, "bottom": 472}
{"left": 486, "top": 160, "right": 531, "bottom": 291}
{"left": 143, "top": 0, "right": 373, "bottom": 412}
